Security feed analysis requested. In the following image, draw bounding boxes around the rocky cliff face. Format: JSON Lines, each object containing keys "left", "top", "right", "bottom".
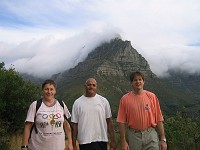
{"left": 96, "top": 39, "right": 152, "bottom": 77}
{"left": 57, "top": 38, "right": 156, "bottom": 81}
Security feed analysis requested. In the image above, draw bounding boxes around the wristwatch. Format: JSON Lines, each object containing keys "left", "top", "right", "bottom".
{"left": 21, "top": 145, "right": 28, "bottom": 149}
{"left": 161, "top": 138, "right": 167, "bottom": 142}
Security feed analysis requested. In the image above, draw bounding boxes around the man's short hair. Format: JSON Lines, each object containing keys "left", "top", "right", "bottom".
{"left": 130, "top": 71, "right": 145, "bottom": 82}
{"left": 85, "top": 78, "right": 97, "bottom": 85}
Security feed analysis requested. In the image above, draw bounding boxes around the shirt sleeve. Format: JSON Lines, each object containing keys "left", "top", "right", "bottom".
{"left": 153, "top": 95, "right": 164, "bottom": 122}
{"left": 63, "top": 102, "right": 71, "bottom": 119}
{"left": 116, "top": 96, "right": 127, "bottom": 123}
{"left": 71, "top": 101, "right": 78, "bottom": 123}
{"left": 104, "top": 98, "right": 112, "bottom": 119}
{"left": 25, "top": 101, "right": 37, "bottom": 123}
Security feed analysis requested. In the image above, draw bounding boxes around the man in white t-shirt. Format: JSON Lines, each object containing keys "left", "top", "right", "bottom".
{"left": 71, "top": 78, "right": 116, "bottom": 150}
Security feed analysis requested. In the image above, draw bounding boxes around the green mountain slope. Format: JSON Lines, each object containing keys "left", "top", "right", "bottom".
{"left": 52, "top": 38, "right": 200, "bottom": 117}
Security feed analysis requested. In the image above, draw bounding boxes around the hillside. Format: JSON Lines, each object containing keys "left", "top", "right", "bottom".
{"left": 160, "top": 70, "right": 200, "bottom": 117}
{"left": 50, "top": 38, "right": 200, "bottom": 117}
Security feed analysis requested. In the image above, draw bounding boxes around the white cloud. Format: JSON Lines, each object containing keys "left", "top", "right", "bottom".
{"left": 0, "top": 0, "right": 200, "bottom": 78}
{"left": 2, "top": 25, "right": 119, "bottom": 78}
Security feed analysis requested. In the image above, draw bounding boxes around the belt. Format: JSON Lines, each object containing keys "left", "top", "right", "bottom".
{"left": 129, "top": 126, "right": 155, "bottom": 133}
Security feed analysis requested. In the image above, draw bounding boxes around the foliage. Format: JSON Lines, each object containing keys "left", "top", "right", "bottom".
{"left": 1, "top": 61, "right": 200, "bottom": 149}
{"left": 165, "top": 111, "right": 200, "bottom": 150}
{"left": 0, "top": 62, "right": 40, "bottom": 149}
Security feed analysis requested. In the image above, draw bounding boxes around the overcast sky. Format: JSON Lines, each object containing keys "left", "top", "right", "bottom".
{"left": 0, "top": 0, "right": 200, "bottom": 78}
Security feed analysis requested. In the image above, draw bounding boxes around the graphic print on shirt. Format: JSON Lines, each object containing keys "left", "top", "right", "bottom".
{"left": 145, "top": 104, "right": 150, "bottom": 110}
{"left": 36, "top": 110, "right": 63, "bottom": 132}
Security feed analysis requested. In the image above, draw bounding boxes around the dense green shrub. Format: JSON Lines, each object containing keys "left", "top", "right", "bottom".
{"left": 165, "top": 111, "right": 200, "bottom": 150}
{"left": 0, "top": 62, "right": 40, "bottom": 149}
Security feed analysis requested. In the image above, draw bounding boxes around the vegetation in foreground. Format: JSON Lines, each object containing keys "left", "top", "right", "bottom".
{"left": 0, "top": 62, "right": 199, "bottom": 150}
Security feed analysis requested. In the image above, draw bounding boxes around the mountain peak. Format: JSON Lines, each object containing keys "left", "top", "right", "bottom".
{"left": 57, "top": 38, "right": 156, "bottom": 81}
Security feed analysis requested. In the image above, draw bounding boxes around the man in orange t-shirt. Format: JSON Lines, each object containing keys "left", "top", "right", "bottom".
{"left": 117, "top": 71, "right": 167, "bottom": 150}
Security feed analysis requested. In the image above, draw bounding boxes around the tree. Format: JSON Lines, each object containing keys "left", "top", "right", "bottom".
{"left": 0, "top": 62, "right": 40, "bottom": 148}
{"left": 165, "top": 111, "right": 200, "bottom": 150}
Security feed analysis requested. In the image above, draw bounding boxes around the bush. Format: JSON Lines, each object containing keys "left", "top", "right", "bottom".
{"left": 0, "top": 62, "right": 40, "bottom": 149}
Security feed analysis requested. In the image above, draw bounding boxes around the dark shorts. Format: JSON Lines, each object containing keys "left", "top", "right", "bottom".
{"left": 79, "top": 141, "right": 107, "bottom": 150}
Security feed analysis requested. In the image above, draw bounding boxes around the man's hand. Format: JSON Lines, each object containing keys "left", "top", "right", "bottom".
{"left": 160, "top": 140, "right": 167, "bottom": 150}
{"left": 110, "top": 140, "right": 116, "bottom": 150}
{"left": 73, "top": 146, "right": 77, "bottom": 150}
{"left": 121, "top": 140, "right": 129, "bottom": 150}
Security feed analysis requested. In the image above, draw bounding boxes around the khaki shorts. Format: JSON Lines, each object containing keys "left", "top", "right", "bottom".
{"left": 128, "top": 127, "right": 159, "bottom": 150}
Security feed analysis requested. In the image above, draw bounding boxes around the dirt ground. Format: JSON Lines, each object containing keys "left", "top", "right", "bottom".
{"left": 9, "top": 133, "right": 121, "bottom": 150}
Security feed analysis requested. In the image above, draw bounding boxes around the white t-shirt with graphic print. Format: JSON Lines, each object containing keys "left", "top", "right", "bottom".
{"left": 25, "top": 100, "right": 71, "bottom": 150}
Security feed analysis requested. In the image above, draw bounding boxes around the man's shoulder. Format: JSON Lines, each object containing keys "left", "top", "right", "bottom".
{"left": 96, "top": 94, "right": 109, "bottom": 102}
{"left": 73, "top": 95, "right": 84, "bottom": 104}
{"left": 144, "top": 90, "right": 156, "bottom": 96}
{"left": 144, "top": 90, "right": 157, "bottom": 100}
{"left": 96, "top": 93, "right": 106, "bottom": 99}
{"left": 122, "top": 91, "right": 132, "bottom": 98}
{"left": 118, "top": 92, "right": 132, "bottom": 103}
